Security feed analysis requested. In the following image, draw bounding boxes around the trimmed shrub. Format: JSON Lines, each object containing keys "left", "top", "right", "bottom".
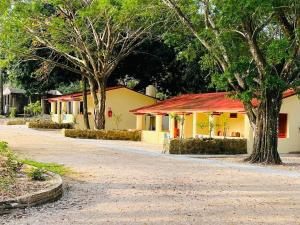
{"left": 27, "top": 121, "right": 73, "bottom": 129}
{"left": 6, "top": 119, "right": 27, "bottom": 125}
{"left": 63, "top": 129, "right": 141, "bottom": 141}
{"left": 169, "top": 138, "right": 247, "bottom": 155}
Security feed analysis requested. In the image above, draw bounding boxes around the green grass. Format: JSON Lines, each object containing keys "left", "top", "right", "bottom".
{"left": 20, "top": 159, "right": 72, "bottom": 176}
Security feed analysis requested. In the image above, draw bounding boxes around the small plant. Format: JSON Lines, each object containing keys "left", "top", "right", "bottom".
{"left": 9, "top": 107, "right": 17, "bottom": 118}
{"left": 156, "top": 92, "right": 168, "bottom": 100}
{"left": 24, "top": 101, "right": 42, "bottom": 117}
{"left": 27, "top": 168, "right": 46, "bottom": 181}
{"left": 112, "top": 113, "right": 122, "bottom": 130}
{"left": 21, "top": 159, "right": 71, "bottom": 175}
{"left": 117, "top": 75, "right": 140, "bottom": 89}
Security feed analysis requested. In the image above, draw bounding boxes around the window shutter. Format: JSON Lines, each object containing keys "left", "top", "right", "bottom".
{"left": 278, "top": 114, "right": 288, "bottom": 138}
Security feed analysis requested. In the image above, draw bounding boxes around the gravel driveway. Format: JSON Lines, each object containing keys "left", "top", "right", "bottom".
{"left": 0, "top": 126, "right": 300, "bottom": 225}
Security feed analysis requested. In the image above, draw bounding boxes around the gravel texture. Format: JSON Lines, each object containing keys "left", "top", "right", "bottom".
{"left": 0, "top": 125, "right": 300, "bottom": 225}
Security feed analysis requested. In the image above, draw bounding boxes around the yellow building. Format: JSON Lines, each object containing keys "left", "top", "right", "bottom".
{"left": 131, "top": 90, "right": 300, "bottom": 154}
{"left": 48, "top": 86, "right": 158, "bottom": 130}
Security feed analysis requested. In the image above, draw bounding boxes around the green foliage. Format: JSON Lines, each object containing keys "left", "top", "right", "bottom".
{"left": 27, "top": 121, "right": 73, "bottom": 129}
{"left": 64, "top": 129, "right": 141, "bottom": 141}
{"left": 9, "top": 107, "right": 17, "bottom": 118}
{"left": 57, "top": 81, "right": 82, "bottom": 95}
{"left": 117, "top": 75, "right": 140, "bottom": 89}
{"left": 27, "top": 167, "right": 46, "bottom": 181}
{"left": 156, "top": 92, "right": 168, "bottom": 100}
{"left": 0, "top": 141, "right": 22, "bottom": 190}
{"left": 169, "top": 138, "right": 247, "bottom": 155}
{"left": 24, "top": 101, "right": 42, "bottom": 116}
{"left": 21, "top": 159, "right": 71, "bottom": 176}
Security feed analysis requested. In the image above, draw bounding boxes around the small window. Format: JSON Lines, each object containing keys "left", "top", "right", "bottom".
{"left": 278, "top": 114, "right": 288, "bottom": 138}
{"left": 230, "top": 113, "right": 238, "bottom": 118}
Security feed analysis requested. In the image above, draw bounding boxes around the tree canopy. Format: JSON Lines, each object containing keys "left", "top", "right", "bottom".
{"left": 162, "top": 0, "right": 300, "bottom": 164}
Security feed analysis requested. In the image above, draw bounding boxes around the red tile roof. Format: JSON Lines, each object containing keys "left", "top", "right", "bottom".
{"left": 131, "top": 89, "right": 298, "bottom": 114}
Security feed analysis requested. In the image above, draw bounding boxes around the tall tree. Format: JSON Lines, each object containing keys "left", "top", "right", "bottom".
{"left": 162, "top": 0, "right": 300, "bottom": 164}
{"left": 110, "top": 40, "right": 213, "bottom": 96}
{"left": 0, "top": 0, "right": 158, "bottom": 129}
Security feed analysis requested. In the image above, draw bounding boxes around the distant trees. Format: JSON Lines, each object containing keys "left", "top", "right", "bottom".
{"left": 162, "top": 0, "right": 300, "bottom": 164}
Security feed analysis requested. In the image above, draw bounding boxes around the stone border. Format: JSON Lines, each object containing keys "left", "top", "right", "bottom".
{"left": 0, "top": 171, "right": 63, "bottom": 215}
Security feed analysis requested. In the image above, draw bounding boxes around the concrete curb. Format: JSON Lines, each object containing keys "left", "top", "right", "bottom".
{"left": 0, "top": 171, "right": 63, "bottom": 215}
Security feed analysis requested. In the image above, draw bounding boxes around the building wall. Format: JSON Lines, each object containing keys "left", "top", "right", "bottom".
{"left": 214, "top": 113, "right": 245, "bottom": 138}
{"left": 196, "top": 113, "right": 210, "bottom": 135}
{"left": 141, "top": 130, "right": 167, "bottom": 144}
{"left": 278, "top": 95, "right": 300, "bottom": 153}
{"left": 246, "top": 95, "right": 300, "bottom": 154}
{"left": 57, "top": 88, "right": 157, "bottom": 130}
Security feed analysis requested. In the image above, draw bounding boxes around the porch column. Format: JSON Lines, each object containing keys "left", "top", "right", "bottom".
{"left": 136, "top": 114, "right": 144, "bottom": 130}
{"left": 192, "top": 112, "right": 197, "bottom": 138}
{"left": 155, "top": 114, "right": 163, "bottom": 132}
{"left": 169, "top": 115, "right": 175, "bottom": 138}
{"left": 57, "top": 101, "right": 61, "bottom": 115}
{"left": 209, "top": 113, "right": 215, "bottom": 137}
{"left": 62, "top": 101, "right": 67, "bottom": 114}
{"left": 50, "top": 101, "right": 56, "bottom": 114}
{"left": 244, "top": 115, "right": 254, "bottom": 154}
{"left": 72, "top": 101, "right": 79, "bottom": 116}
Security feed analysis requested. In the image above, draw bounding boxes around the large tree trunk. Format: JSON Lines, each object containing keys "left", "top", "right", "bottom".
{"left": 247, "top": 90, "right": 283, "bottom": 164}
{"left": 94, "top": 79, "right": 107, "bottom": 130}
{"left": 82, "top": 76, "right": 90, "bottom": 130}
{"left": 0, "top": 71, "right": 3, "bottom": 115}
{"left": 88, "top": 77, "right": 106, "bottom": 130}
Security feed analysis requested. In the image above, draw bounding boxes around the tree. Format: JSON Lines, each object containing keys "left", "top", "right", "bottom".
{"left": 0, "top": 0, "right": 158, "bottom": 129}
{"left": 162, "top": 0, "right": 300, "bottom": 164}
{"left": 110, "top": 40, "right": 213, "bottom": 96}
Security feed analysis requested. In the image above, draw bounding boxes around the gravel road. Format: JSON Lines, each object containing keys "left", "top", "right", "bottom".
{"left": 0, "top": 126, "right": 299, "bottom": 225}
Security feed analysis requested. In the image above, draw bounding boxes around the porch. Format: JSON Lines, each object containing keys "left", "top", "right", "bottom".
{"left": 136, "top": 111, "right": 251, "bottom": 145}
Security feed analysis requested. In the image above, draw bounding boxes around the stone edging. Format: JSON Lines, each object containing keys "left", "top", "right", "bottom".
{"left": 0, "top": 171, "right": 63, "bottom": 215}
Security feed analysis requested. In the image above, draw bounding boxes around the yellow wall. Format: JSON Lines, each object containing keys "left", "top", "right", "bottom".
{"left": 183, "top": 114, "right": 193, "bottom": 138}
{"left": 52, "top": 87, "right": 157, "bottom": 130}
{"left": 196, "top": 113, "right": 210, "bottom": 135}
{"left": 278, "top": 95, "right": 300, "bottom": 153}
{"left": 141, "top": 130, "right": 167, "bottom": 144}
{"left": 214, "top": 113, "right": 245, "bottom": 137}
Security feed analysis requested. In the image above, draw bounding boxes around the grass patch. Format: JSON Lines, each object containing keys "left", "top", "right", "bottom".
{"left": 20, "top": 159, "right": 71, "bottom": 176}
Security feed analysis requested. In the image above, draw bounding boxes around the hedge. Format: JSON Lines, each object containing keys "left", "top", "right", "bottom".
{"left": 169, "top": 138, "right": 247, "bottom": 155}
{"left": 27, "top": 121, "right": 73, "bottom": 129}
{"left": 6, "top": 119, "right": 27, "bottom": 125}
{"left": 63, "top": 129, "right": 141, "bottom": 141}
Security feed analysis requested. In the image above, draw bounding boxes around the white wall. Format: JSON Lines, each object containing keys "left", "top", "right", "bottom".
{"left": 246, "top": 94, "right": 300, "bottom": 154}
{"left": 278, "top": 95, "right": 300, "bottom": 153}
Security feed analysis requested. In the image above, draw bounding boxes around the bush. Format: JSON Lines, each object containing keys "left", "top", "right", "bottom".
{"left": 169, "top": 138, "right": 247, "bottom": 155}
{"left": 24, "top": 101, "right": 42, "bottom": 116}
{"left": 6, "top": 119, "right": 27, "bottom": 125}
{"left": 64, "top": 129, "right": 141, "bottom": 141}
{"left": 27, "top": 168, "right": 46, "bottom": 181}
{"left": 9, "top": 107, "right": 17, "bottom": 118}
{"left": 27, "top": 121, "right": 74, "bottom": 129}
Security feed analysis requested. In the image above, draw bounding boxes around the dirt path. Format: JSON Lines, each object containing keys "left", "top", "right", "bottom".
{"left": 0, "top": 126, "right": 300, "bottom": 225}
